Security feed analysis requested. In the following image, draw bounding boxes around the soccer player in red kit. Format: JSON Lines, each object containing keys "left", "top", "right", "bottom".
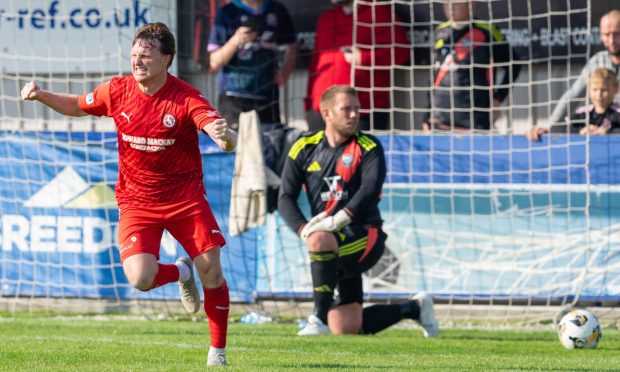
{"left": 21, "top": 22, "right": 236, "bottom": 367}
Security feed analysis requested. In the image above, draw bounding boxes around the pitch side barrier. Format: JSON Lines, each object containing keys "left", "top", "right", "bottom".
{"left": 1, "top": 133, "right": 618, "bottom": 307}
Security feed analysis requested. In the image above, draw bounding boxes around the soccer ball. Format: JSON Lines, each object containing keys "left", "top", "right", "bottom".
{"left": 557, "top": 309, "right": 602, "bottom": 349}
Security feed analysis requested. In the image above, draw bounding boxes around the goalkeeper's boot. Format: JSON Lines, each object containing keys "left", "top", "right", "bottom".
{"left": 413, "top": 291, "right": 439, "bottom": 338}
{"left": 297, "top": 314, "right": 330, "bottom": 336}
{"left": 176, "top": 256, "right": 201, "bottom": 314}
{"left": 207, "top": 349, "right": 227, "bottom": 367}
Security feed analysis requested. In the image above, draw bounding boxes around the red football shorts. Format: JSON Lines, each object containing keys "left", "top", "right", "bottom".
{"left": 117, "top": 196, "right": 226, "bottom": 262}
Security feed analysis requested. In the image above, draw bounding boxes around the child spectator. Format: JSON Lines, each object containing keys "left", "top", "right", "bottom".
{"left": 529, "top": 68, "right": 620, "bottom": 138}
{"left": 568, "top": 68, "right": 620, "bottom": 135}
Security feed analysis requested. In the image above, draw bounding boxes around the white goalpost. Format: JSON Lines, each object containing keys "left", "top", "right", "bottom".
{"left": 1, "top": 0, "right": 619, "bottom": 326}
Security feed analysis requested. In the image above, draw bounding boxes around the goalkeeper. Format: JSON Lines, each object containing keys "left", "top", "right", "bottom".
{"left": 278, "top": 85, "right": 439, "bottom": 337}
{"left": 21, "top": 23, "right": 235, "bottom": 367}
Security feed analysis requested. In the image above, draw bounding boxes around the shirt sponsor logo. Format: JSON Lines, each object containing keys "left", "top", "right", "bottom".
{"left": 162, "top": 114, "right": 176, "bottom": 128}
{"left": 86, "top": 93, "right": 94, "bottom": 105}
{"left": 206, "top": 110, "right": 220, "bottom": 118}
{"left": 321, "top": 175, "right": 348, "bottom": 201}
{"left": 121, "top": 133, "right": 176, "bottom": 152}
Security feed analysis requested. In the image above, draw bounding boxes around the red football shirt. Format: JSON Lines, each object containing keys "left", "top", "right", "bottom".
{"left": 78, "top": 74, "right": 221, "bottom": 206}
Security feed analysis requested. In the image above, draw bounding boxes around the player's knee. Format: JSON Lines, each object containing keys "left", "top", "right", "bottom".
{"left": 193, "top": 250, "right": 224, "bottom": 288}
{"left": 197, "top": 267, "right": 224, "bottom": 288}
{"left": 125, "top": 270, "right": 156, "bottom": 291}
{"left": 330, "top": 322, "right": 361, "bottom": 335}
{"left": 307, "top": 232, "right": 338, "bottom": 253}
{"left": 328, "top": 303, "right": 363, "bottom": 335}
{"left": 122, "top": 256, "right": 157, "bottom": 290}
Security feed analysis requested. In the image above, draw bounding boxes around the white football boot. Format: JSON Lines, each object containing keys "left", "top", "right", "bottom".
{"left": 176, "top": 256, "right": 201, "bottom": 314}
{"left": 297, "top": 314, "right": 330, "bottom": 336}
{"left": 207, "top": 349, "right": 227, "bottom": 367}
{"left": 413, "top": 291, "right": 440, "bottom": 338}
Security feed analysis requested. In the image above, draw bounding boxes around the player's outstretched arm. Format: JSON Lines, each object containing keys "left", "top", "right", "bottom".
{"left": 21, "top": 81, "right": 87, "bottom": 117}
{"left": 205, "top": 118, "right": 237, "bottom": 152}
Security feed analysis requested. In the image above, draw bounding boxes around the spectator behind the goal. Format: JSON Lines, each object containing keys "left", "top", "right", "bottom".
{"left": 422, "top": 0, "right": 521, "bottom": 132}
{"left": 207, "top": 0, "right": 298, "bottom": 129}
{"left": 531, "top": 68, "right": 620, "bottom": 137}
{"left": 279, "top": 85, "right": 439, "bottom": 337}
{"left": 526, "top": 9, "right": 620, "bottom": 141}
{"left": 21, "top": 22, "right": 236, "bottom": 367}
{"left": 305, "top": 0, "right": 409, "bottom": 132}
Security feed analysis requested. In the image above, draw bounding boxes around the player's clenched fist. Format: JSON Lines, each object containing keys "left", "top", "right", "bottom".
{"left": 21, "top": 81, "right": 41, "bottom": 101}
{"left": 206, "top": 118, "right": 237, "bottom": 152}
{"left": 210, "top": 118, "right": 231, "bottom": 140}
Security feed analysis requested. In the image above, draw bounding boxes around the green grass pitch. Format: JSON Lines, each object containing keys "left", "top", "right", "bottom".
{"left": 1, "top": 316, "right": 619, "bottom": 371}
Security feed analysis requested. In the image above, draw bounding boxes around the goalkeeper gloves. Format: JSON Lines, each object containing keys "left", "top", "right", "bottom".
{"left": 300, "top": 210, "right": 352, "bottom": 240}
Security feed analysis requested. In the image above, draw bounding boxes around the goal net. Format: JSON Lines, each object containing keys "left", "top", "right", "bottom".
{"left": 0, "top": 0, "right": 180, "bottom": 314}
{"left": 2, "top": 0, "right": 619, "bottom": 326}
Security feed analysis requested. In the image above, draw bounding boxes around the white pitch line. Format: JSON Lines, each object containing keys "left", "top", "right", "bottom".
{"left": 3, "top": 334, "right": 361, "bottom": 356}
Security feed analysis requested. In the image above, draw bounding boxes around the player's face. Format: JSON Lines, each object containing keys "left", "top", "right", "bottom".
{"left": 600, "top": 14, "right": 620, "bottom": 57}
{"left": 325, "top": 93, "right": 360, "bottom": 138}
{"left": 444, "top": 1, "right": 472, "bottom": 23}
{"left": 130, "top": 39, "right": 171, "bottom": 84}
{"left": 589, "top": 79, "right": 617, "bottom": 112}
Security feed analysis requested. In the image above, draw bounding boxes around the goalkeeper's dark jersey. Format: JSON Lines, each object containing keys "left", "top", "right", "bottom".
{"left": 425, "top": 20, "right": 520, "bottom": 130}
{"left": 278, "top": 130, "right": 386, "bottom": 234}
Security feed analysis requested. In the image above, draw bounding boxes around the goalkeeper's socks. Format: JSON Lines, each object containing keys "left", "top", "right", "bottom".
{"left": 404, "top": 299, "right": 421, "bottom": 320}
{"left": 310, "top": 252, "right": 339, "bottom": 324}
{"left": 147, "top": 263, "right": 179, "bottom": 290}
{"left": 204, "top": 281, "right": 230, "bottom": 348}
{"left": 360, "top": 304, "right": 403, "bottom": 334}
{"left": 359, "top": 301, "right": 422, "bottom": 334}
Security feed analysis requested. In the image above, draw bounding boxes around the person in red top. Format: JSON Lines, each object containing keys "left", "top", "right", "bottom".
{"left": 305, "top": 0, "right": 410, "bottom": 131}
{"left": 21, "top": 22, "right": 236, "bottom": 367}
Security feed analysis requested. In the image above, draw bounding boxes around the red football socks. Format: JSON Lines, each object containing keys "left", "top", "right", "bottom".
{"left": 203, "top": 281, "right": 230, "bottom": 348}
{"left": 147, "top": 263, "right": 179, "bottom": 290}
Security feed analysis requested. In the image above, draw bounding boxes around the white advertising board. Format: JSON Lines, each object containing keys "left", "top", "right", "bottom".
{"left": 0, "top": 0, "right": 176, "bottom": 74}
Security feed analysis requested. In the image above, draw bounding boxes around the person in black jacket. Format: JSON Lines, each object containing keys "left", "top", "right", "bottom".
{"left": 278, "top": 85, "right": 439, "bottom": 337}
{"left": 423, "top": 0, "right": 520, "bottom": 131}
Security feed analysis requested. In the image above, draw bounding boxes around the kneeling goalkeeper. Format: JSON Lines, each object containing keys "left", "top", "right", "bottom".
{"left": 278, "top": 85, "right": 439, "bottom": 337}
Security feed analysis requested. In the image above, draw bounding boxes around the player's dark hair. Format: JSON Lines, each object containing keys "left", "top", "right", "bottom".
{"left": 320, "top": 85, "right": 358, "bottom": 110}
{"left": 132, "top": 22, "right": 176, "bottom": 70}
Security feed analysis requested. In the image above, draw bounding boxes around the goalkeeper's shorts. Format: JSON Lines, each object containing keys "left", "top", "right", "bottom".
{"left": 118, "top": 196, "right": 226, "bottom": 261}
{"left": 332, "top": 225, "right": 387, "bottom": 306}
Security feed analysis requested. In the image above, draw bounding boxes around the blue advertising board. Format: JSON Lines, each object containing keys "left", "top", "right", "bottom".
{"left": 255, "top": 135, "right": 620, "bottom": 302}
{"left": 1, "top": 133, "right": 619, "bottom": 302}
